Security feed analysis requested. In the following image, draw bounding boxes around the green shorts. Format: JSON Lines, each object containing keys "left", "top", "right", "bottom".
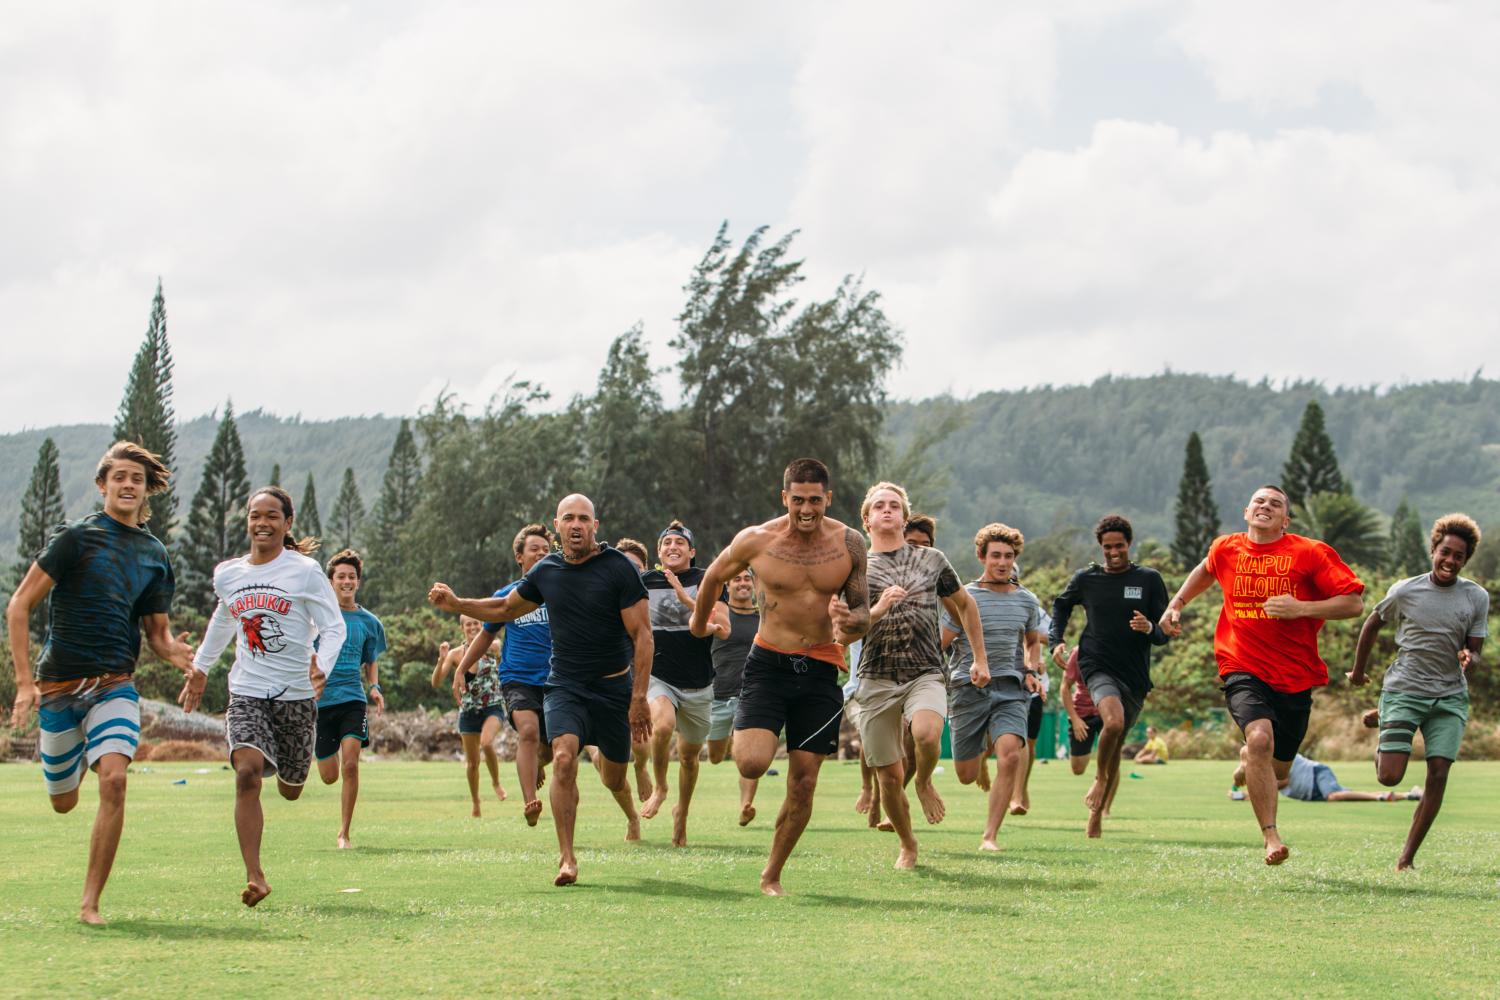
{"left": 1378, "top": 689, "right": 1468, "bottom": 761}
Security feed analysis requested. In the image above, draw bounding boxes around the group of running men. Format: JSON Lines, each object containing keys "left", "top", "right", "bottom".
{"left": 7, "top": 443, "right": 1488, "bottom": 920}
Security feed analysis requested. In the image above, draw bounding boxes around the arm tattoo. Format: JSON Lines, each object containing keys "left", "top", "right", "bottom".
{"left": 841, "top": 528, "right": 870, "bottom": 613}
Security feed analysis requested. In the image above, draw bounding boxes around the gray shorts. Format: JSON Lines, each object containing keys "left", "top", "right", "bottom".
{"left": 1080, "top": 671, "right": 1145, "bottom": 731}
{"left": 647, "top": 676, "right": 713, "bottom": 745}
{"left": 226, "top": 694, "right": 317, "bottom": 786}
{"left": 947, "top": 684, "right": 1029, "bottom": 762}
{"left": 709, "top": 697, "right": 738, "bottom": 742}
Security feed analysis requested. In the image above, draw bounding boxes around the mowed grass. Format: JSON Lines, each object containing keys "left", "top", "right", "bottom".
{"left": 2, "top": 756, "right": 1498, "bottom": 998}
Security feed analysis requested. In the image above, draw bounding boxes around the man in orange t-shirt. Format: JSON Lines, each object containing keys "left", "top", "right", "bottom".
{"left": 1160, "top": 484, "right": 1364, "bottom": 866}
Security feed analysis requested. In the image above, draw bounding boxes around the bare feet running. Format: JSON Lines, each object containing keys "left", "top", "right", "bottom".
{"left": 1264, "top": 841, "right": 1290, "bottom": 866}
{"left": 554, "top": 859, "right": 578, "bottom": 886}
{"left": 1008, "top": 803, "right": 1028, "bottom": 816}
{"left": 493, "top": 783, "right": 508, "bottom": 803}
{"left": 876, "top": 818, "right": 895, "bottom": 832}
{"left": 895, "top": 844, "right": 917, "bottom": 870}
{"left": 79, "top": 907, "right": 106, "bottom": 926}
{"left": 976, "top": 768, "right": 991, "bottom": 792}
{"left": 1084, "top": 778, "right": 1106, "bottom": 813}
{"left": 625, "top": 815, "right": 641, "bottom": 842}
{"left": 738, "top": 803, "right": 756, "bottom": 827}
{"left": 634, "top": 763, "right": 652, "bottom": 803}
{"left": 471, "top": 802, "right": 482, "bottom": 819}
{"left": 854, "top": 788, "right": 872, "bottom": 814}
{"left": 523, "top": 799, "right": 543, "bottom": 827}
{"left": 671, "top": 804, "right": 688, "bottom": 847}
{"left": 242, "top": 879, "right": 272, "bottom": 908}
{"left": 915, "top": 782, "right": 946, "bottom": 824}
{"left": 337, "top": 833, "right": 352, "bottom": 850}
{"left": 640, "top": 788, "right": 666, "bottom": 821}
{"left": 1396, "top": 857, "right": 1415, "bottom": 872}
{"left": 978, "top": 838, "right": 1001, "bottom": 853}
{"left": 1086, "top": 808, "right": 1103, "bottom": 839}
{"left": 536, "top": 764, "right": 547, "bottom": 792}
{"left": 760, "top": 875, "right": 786, "bottom": 897}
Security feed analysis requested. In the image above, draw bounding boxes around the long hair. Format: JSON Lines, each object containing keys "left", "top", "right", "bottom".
{"left": 250, "top": 485, "right": 320, "bottom": 555}
{"left": 96, "top": 440, "right": 171, "bottom": 526}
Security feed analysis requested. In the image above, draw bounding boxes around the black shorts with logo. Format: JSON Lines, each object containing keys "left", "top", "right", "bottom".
{"left": 544, "top": 671, "right": 632, "bottom": 764}
{"left": 734, "top": 645, "right": 845, "bottom": 756}
{"left": 1221, "top": 671, "right": 1312, "bottom": 762}
{"left": 315, "top": 699, "right": 369, "bottom": 759}
{"left": 501, "top": 680, "right": 548, "bottom": 743}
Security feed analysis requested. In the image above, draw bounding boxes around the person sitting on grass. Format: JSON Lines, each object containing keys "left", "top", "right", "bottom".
{"left": 1230, "top": 748, "right": 1419, "bottom": 803}
{"left": 1133, "top": 726, "right": 1169, "bottom": 764}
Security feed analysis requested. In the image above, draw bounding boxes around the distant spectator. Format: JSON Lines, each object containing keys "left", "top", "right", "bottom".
{"left": 1133, "top": 725, "right": 1169, "bottom": 764}
{"left": 1230, "top": 749, "right": 1420, "bottom": 802}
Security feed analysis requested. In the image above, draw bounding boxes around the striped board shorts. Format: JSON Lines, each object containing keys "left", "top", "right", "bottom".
{"left": 38, "top": 674, "right": 141, "bottom": 796}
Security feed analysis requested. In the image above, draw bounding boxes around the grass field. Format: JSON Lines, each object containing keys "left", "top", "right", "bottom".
{"left": 2, "top": 756, "right": 1498, "bottom": 998}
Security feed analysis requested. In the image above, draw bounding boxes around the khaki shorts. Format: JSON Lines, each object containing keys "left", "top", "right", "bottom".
{"left": 853, "top": 674, "right": 947, "bottom": 768}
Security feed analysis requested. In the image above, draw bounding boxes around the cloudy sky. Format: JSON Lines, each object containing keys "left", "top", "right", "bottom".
{"left": 3, "top": 1, "right": 1497, "bottom": 432}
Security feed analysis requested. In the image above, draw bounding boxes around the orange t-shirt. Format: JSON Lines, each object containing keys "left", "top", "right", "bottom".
{"left": 1204, "top": 532, "right": 1364, "bottom": 693}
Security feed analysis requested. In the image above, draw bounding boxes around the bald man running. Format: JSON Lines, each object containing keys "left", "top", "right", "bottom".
{"left": 690, "top": 457, "right": 871, "bottom": 896}
{"left": 430, "top": 494, "right": 652, "bottom": 886}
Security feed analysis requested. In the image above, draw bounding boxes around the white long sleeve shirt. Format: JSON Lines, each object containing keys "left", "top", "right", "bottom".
{"left": 192, "top": 548, "right": 346, "bottom": 701}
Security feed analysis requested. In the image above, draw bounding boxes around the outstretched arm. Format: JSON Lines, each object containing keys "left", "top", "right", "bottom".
{"left": 428, "top": 582, "right": 538, "bottom": 624}
{"left": 831, "top": 527, "right": 872, "bottom": 644}
{"left": 691, "top": 532, "right": 753, "bottom": 638}
{"left": 6, "top": 565, "right": 55, "bottom": 727}
{"left": 142, "top": 613, "right": 195, "bottom": 676}
{"left": 1161, "top": 560, "right": 1215, "bottom": 636}
{"left": 941, "top": 588, "right": 988, "bottom": 685}
{"left": 621, "top": 598, "right": 655, "bottom": 743}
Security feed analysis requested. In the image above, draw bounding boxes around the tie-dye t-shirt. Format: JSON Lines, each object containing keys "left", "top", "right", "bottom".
{"left": 857, "top": 543, "right": 963, "bottom": 684}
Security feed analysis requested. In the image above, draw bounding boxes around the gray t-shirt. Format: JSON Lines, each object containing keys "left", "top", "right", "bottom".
{"left": 858, "top": 544, "right": 963, "bottom": 684}
{"left": 940, "top": 584, "right": 1042, "bottom": 701}
{"left": 1375, "top": 574, "right": 1489, "bottom": 698}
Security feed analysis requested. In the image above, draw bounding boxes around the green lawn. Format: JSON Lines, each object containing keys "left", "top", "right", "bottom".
{"left": 2, "top": 756, "right": 1497, "bottom": 998}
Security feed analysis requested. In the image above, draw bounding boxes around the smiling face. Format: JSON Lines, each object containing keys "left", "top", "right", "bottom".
{"left": 1243, "top": 487, "right": 1291, "bottom": 536}
{"left": 658, "top": 532, "right": 694, "bottom": 573}
{"left": 863, "top": 488, "right": 907, "bottom": 536}
{"left": 246, "top": 491, "right": 290, "bottom": 558}
{"left": 97, "top": 458, "right": 148, "bottom": 523}
{"left": 517, "top": 532, "right": 552, "bottom": 574}
{"left": 553, "top": 494, "right": 598, "bottom": 559}
{"left": 728, "top": 569, "right": 755, "bottom": 606}
{"left": 331, "top": 563, "right": 360, "bottom": 604}
{"left": 1098, "top": 531, "right": 1131, "bottom": 572}
{"left": 1430, "top": 533, "right": 1471, "bottom": 585}
{"left": 782, "top": 481, "right": 831, "bottom": 535}
{"left": 460, "top": 615, "right": 482, "bottom": 643}
{"left": 980, "top": 540, "right": 1018, "bottom": 584}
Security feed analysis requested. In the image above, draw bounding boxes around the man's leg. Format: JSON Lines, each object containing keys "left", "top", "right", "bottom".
{"left": 909, "top": 708, "right": 946, "bottom": 825}
{"left": 1011, "top": 740, "right": 1036, "bottom": 814}
{"left": 231, "top": 747, "right": 272, "bottom": 907}
{"left": 336, "top": 737, "right": 361, "bottom": 849}
{"left": 708, "top": 736, "right": 732, "bottom": 765}
{"left": 1240, "top": 719, "right": 1289, "bottom": 864}
{"left": 739, "top": 774, "right": 760, "bottom": 826}
{"left": 513, "top": 709, "right": 546, "bottom": 826}
{"left": 672, "top": 737, "right": 703, "bottom": 847}
{"left": 1396, "top": 757, "right": 1452, "bottom": 870}
{"left": 597, "top": 753, "right": 641, "bottom": 844}
{"left": 875, "top": 757, "right": 918, "bottom": 869}
{"left": 317, "top": 754, "right": 340, "bottom": 786}
{"left": 734, "top": 728, "right": 779, "bottom": 780}
{"left": 981, "top": 734, "right": 1025, "bottom": 851}
{"left": 641, "top": 696, "right": 677, "bottom": 820}
{"left": 460, "top": 732, "right": 483, "bottom": 817}
{"left": 1087, "top": 696, "right": 1126, "bottom": 838}
{"left": 900, "top": 723, "right": 918, "bottom": 789}
{"left": 761, "top": 750, "right": 827, "bottom": 895}
{"left": 631, "top": 739, "right": 653, "bottom": 803}
{"left": 549, "top": 734, "right": 583, "bottom": 885}
{"left": 479, "top": 714, "right": 507, "bottom": 801}
{"left": 78, "top": 753, "right": 129, "bottom": 925}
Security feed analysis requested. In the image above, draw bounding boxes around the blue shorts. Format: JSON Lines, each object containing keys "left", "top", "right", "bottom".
{"left": 544, "top": 671, "right": 633, "bottom": 764}
{"left": 1306, "top": 763, "right": 1346, "bottom": 801}
{"left": 39, "top": 676, "right": 140, "bottom": 796}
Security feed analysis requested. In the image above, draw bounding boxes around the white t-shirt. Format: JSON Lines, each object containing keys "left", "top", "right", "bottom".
{"left": 193, "top": 548, "right": 346, "bottom": 700}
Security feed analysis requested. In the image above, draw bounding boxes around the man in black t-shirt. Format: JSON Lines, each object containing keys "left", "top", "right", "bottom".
{"left": 1048, "top": 514, "right": 1169, "bottom": 839}
{"left": 430, "top": 493, "right": 653, "bottom": 887}
{"left": 637, "top": 521, "right": 728, "bottom": 846}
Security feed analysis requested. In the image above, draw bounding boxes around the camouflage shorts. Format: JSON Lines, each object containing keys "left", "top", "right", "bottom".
{"left": 226, "top": 694, "right": 317, "bottom": 785}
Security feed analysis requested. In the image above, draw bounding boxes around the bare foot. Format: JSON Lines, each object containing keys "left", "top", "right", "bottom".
{"left": 640, "top": 788, "right": 666, "bottom": 820}
{"left": 672, "top": 804, "right": 688, "bottom": 847}
{"left": 634, "top": 767, "right": 652, "bottom": 803}
{"left": 895, "top": 844, "right": 917, "bottom": 870}
{"left": 242, "top": 879, "right": 272, "bottom": 908}
{"left": 471, "top": 801, "right": 482, "bottom": 818}
{"left": 876, "top": 819, "right": 895, "bottom": 833}
{"left": 1265, "top": 843, "right": 1290, "bottom": 866}
{"left": 337, "top": 833, "right": 352, "bottom": 850}
{"left": 1008, "top": 803, "right": 1027, "bottom": 816}
{"left": 79, "top": 907, "right": 106, "bottom": 926}
{"left": 979, "top": 838, "right": 1001, "bottom": 852}
{"left": 738, "top": 803, "right": 756, "bottom": 827}
{"left": 493, "top": 784, "right": 508, "bottom": 802}
{"left": 976, "top": 769, "right": 991, "bottom": 792}
{"left": 1362, "top": 708, "right": 1380, "bottom": 729}
{"left": 1084, "top": 779, "right": 1106, "bottom": 812}
{"left": 625, "top": 816, "right": 641, "bottom": 842}
{"left": 854, "top": 788, "right": 872, "bottom": 814}
{"left": 1086, "top": 808, "right": 1103, "bottom": 839}
{"left": 915, "top": 782, "right": 946, "bottom": 825}
{"left": 1396, "top": 857, "right": 1415, "bottom": 871}
{"left": 760, "top": 876, "right": 786, "bottom": 897}
{"left": 554, "top": 860, "right": 578, "bottom": 886}
{"left": 536, "top": 765, "right": 547, "bottom": 792}
{"left": 523, "top": 799, "right": 543, "bottom": 827}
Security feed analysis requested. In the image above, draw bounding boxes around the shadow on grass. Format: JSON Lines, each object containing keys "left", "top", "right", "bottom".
{"left": 104, "top": 918, "right": 296, "bottom": 941}
{"left": 1285, "top": 875, "right": 1494, "bottom": 902}
{"left": 590, "top": 877, "right": 754, "bottom": 902}
{"left": 801, "top": 892, "right": 1022, "bottom": 916}
{"left": 342, "top": 846, "right": 464, "bottom": 857}
{"left": 627, "top": 841, "right": 770, "bottom": 857}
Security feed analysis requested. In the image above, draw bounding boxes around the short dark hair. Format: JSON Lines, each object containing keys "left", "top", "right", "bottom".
{"left": 512, "top": 523, "right": 554, "bottom": 559}
{"left": 1430, "top": 513, "right": 1481, "bottom": 558}
{"left": 250, "top": 485, "right": 319, "bottom": 555}
{"left": 616, "top": 537, "right": 649, "bottom": 567}
{"left": 326, "top": 548, "right": 363, "bottom": 580}
{"left": 1255, "top": 484, "right": 1290, "bottom": 503}
{"left": 783, "top": 458, "right": 830, "bottom": 491}
{"left": 1094, "top": 514, "right": 1133, "bottom": 544}
{"left": 905, "top": 513, "right": 938, "bottom": 542}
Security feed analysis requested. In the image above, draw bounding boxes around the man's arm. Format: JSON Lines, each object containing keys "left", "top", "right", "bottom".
{"left": 362, "top": 658, "right": 385, "bottom": 713}
{"left": 939, "top": 624, "right": 960, "bottom": 652}
{"left": 1161, "top": 560, "right": 1216, "bottom": 636}
{"left": 620, "top": 598, "right": 655, "bottom": 743}
{"left": 141, "top": 613, "right": 195, "bottom": 676}
{"left": 1459, "top": 636, "right": 1484, "bottom": 675}
{"left": 691, "top": 532, "right": 754, "bottom": 638}
{"left": 831, "top": 527, "right": 872, "bottom": 644}
{"left": 428, "top": 582, "right": 538, "bottom": 624}
{"left": 1345, "top": 610, "right": 1387, "bottom": 686}
{"left": 940, "top": 589, "right": 989, "bottom": 685}
{"left": 1059, "top": 667, "right": 1087, "bottom": 738}
{"left": 1264, "top": 591, "right": 1364, "bottom": 622}
{"left": 6, "top": 564, "right": 56, "bottom": 727}
{"left": 1048, "top": 572, "right": 1080, "bottom": 667}
{"left": 181, "top": 600, "right": 237, "bottom": 714}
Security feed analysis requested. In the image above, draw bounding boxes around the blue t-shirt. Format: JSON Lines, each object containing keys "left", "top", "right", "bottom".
{"left": 318, "top": 605, "right": 387, "bottom": 708}
{"left": 483, "top": 580, "right": 553, "bottom": 687}
{"left": 35, "top": 512, "right": 175, "bottom": 682}
{"left": 515, "top": 545, "right": 647, "bottom": 683}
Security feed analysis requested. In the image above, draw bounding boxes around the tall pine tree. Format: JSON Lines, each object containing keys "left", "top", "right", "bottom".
{"left": 112, "top": 279, "right": 178, "bottom": 541}
{"left": 363, "top": 420, "right": 422, "bottom": 607}
{"left": 300, "top": 473, "right": 323, "bottom": 540}
{"left": 268, "top": 464, "right": 281, "bottom": 488}
{"left": 178, "top": 402, "right": 251, "bottom": 612}
{"left": 1282, "top": 400, "right": 1346, "bottom": 508}
{"left": 1171, "top": 431, "right": 1219, "bottom": 567}
{"left": 329, "top": 467, "right": 365, "bottom": 552}
{"left": 1387, "top": 498, "right": 1428, "bottom": 576}
{"left": 13, "top": 438, "right": 66, "bottom": 643}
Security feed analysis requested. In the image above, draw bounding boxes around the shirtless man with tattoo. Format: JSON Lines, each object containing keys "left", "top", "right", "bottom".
{"left": 690, "top": 458, "right": 872, "bottom": 896}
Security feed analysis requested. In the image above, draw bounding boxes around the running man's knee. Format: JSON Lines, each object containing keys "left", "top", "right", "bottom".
{"left": 49, "top": 790, "right": 80, "bottom": 814}
{"left": 788, "top": 772, "right": 819, "bottom": 804}
{"left": 277, "top": 781, "right": 303, "bottom": 801}
{"left": 1070, "top": 756, "right": 1090, "bottom": 776}
{"left": 1243, "top": 726, "right": 1274, "bottom": 758}
{"left": 515, "top": 715, "right": 540, "bottom": 744}
{"left": 479, "top": 733, "right": 497, "bottom": 755}
{"left": 953, "top": 759, "right": 979, "bottom": 785}
{"left": 340, "top": 756, "right": 359, "bottom": 781}
{"left": 234, "top": 766, "right": 262, "bottom": 795}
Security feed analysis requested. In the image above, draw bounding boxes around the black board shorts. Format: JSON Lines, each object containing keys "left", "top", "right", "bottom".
{"left": 315, "top": 699, "right": 369, "bottom": 759}
{"left": 501, "top": 680, "right": 548, "bottom": 743}
{"left": 1068, "top": 714, "right": 1104, "bottom": 758}
{"left": 544, "top": 671, "right": 633, "bottom": 764}
{"left": 734, "top": 644, "right": 844, "bottom": 756}
{"left": 1026, "top": 693, "right": 1044, "bottom": 741}
{"left": 1221, "top": 672, "right": 1312, "bottom": 762}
